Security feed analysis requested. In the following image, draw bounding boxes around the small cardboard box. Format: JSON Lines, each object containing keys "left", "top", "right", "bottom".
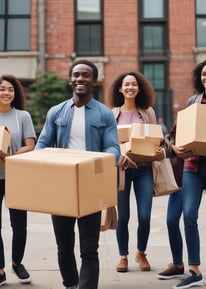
{"left": 120, "top": 123, "right": 163, "bottom": 162}
{"left": 0, "top": 126, "right": 11, "bottom": 156}
{"left": 5, "top": 148, "right": 117, "bottom": 217}
{"left": 120, "top": 142, "right": 157, "bottom": 163}
{"left": 117, "top": 124, "right": 132, "bottom": 143}
{"left": 176, "top": 103, "right": 206, "bottom": 156}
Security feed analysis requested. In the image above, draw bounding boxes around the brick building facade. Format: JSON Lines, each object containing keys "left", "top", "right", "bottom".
{"left": 0, "top": 0, "right": 206, "bottom": 129}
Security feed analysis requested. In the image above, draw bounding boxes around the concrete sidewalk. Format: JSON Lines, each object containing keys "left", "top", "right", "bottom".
{"left": 2, "top": 192, "right": 206, "bottom": 289}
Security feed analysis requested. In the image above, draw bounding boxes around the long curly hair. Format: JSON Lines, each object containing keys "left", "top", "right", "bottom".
{"left": 192, "top": 59, "right": 206, "bottom": 94}
{"left": 110, "top": 71, "right": 155, "bottom": 109}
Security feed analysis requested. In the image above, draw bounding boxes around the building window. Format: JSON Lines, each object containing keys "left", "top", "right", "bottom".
{"left": 142, "top": 24, "right": 165, "bottom": 54}
{"left": 196, "top": 0, "right": 206, "bottom": 47}
{"left": 143, "top": 62, "right": 172, "bottom": 129}
{"left": 0, "top": 0, "right": 30, "bottom": 51}
{"left": 143, "top": 63, "right": 165, "bottom": 90}
{"left": 139, "top": 0, "right": 167, "bottom": 57}
{"left": 75, "top": 0, "right": 103, "bottom": 56}
{"left": 142, "top": 0, "right": 164, "bottom": 18}
{"left": 139, "top": 0, "right": 172, "bottom": 128}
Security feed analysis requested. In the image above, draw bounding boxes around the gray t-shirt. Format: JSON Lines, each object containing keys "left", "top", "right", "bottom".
{"left": 0, "top": 108, "right": 36, "bottom": 179}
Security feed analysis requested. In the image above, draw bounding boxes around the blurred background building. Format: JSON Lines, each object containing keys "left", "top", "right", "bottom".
{"left": 0, "top": 0, "right": 206, "bottom": 130}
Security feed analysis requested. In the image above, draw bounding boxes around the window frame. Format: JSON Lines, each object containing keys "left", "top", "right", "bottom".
{"left": 138, "top": 0, "right": 168, "bottom": 59}
{"left": 195, "top": 0, "right": 206, "bottom": 47}
{"left": 74, "top": 0, "right": 104, "bottom": 56}
{"left": 138, "top": 0, "right": 172, "bottom": 128}
{"left": 140, "top": 0, "right": 166, "bottom": 20}
{"left": 0, "top": 0, "right": 31, "bottom": 51}
{"left": 141, "top": 61, "right": 172, "bottom": 129}
{"left": 142, "top": 62, "right": 167, "bottom": 90}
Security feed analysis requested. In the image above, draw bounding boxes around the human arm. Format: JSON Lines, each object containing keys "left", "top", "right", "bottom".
{"left": 0, "top": 111, "right": 36, "bottom": 163}
{"left": 163, "top": 122, "right": 196, "bottom": 159}
{"left": 170, "top": 144, "right": 196, "bottom": 159}
{"left": 35, "top": 107, "right": 57, "bottom": 149}
{"left": 153, "top": 146, "right": 166, "bottom": 161}
{"left": 101, "top": 110, "right": 137, "bottom": 168}
{"left": 0, "top": 136, "right": 36, "bottom": 162}
{"left": 102, "top": 119, "right": 121, "bottom": 163}
{"left": 16, "top": 138, "right": 35, "bottom": 154}
{"left": 15, "top": 111, "right": 36, "bottom": 154}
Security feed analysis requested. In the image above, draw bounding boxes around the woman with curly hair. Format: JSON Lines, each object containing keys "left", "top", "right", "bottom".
{"left": 110, "top": 71, "right": 164, "bottom": 273}
{"left": 158, "top": 60, "right": 206, "bottom": 289}
{"left": 0, "top": 75, "right": 36, "bottom": 286}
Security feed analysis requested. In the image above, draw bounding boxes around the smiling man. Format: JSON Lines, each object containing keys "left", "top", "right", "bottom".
{"left": 35, "top": 59, "right": 121, "bottom": 289}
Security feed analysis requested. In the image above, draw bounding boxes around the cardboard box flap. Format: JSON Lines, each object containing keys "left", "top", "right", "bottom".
{"left": 0, "top": 126, "right": 12, "bottom": 155}
{"left": 126, "top": 123, "right": 162, "bottom": 158}
{"left": 117, "top": 124, "right": 132, "bottom": 143}
{"left": 8, "top": 148, "right": 113, "bottom": 167}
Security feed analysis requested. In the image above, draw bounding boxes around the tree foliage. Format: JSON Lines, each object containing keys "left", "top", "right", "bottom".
{"left": 27, "top": 72, "right": 72, "bottom": 136}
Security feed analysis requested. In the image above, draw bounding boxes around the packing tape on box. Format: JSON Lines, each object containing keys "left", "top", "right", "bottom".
{"left": 94, "top": 158, "right": 103, "bottom": 174}
{"left": 144, "top": 124, "right": 150, "bottom": 136}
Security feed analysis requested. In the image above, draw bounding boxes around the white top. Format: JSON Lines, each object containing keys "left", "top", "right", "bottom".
{"left": 68, "top": 105, "right": 86, "bottom": 150}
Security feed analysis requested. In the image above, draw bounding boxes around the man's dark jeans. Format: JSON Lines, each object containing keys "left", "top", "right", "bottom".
{"left": 52, "top": 211, "right": 101, "bottom": 289}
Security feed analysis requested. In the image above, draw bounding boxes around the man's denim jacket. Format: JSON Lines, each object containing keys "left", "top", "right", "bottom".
{"left": 36, "top": 98, "right": 120, "bottom": 163}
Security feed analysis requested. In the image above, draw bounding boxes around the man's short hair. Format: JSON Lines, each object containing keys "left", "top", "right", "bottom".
{"left": 68, "top": 59, "right": 98, "bottom": 81}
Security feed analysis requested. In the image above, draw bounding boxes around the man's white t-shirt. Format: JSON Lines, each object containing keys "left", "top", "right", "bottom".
{"left": 68, "top": 105, "right": 86, "bottom": 150}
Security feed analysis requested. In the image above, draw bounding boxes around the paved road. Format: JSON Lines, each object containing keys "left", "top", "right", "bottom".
{"left": 2, "top": 191, "right": 206, "bottom": 289}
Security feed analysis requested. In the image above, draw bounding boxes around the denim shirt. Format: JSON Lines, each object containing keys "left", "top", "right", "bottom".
{"left": 36, "top": 98, "right": 121, "bottom": 163}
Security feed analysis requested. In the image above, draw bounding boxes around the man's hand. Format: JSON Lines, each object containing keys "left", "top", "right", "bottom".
{"left": 117, "top": 155, "right": 138, "bottom": 170}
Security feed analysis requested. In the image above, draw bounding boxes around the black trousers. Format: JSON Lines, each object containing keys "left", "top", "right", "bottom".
{"left": 52, "top": 210, "right": 101, "bottom": 289}
{"left": 0, "top": 179, "right": 27, "bottom": 269}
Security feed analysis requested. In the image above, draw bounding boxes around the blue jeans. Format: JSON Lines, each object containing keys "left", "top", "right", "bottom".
{"left": 52, "top": 211, "right": 101, "bottom": 289}
{"left": 116, "top": 165, "right": 153, "bottom": 256}
{"left": 167, "top": 169, "right": 204, "bottom": 266}
{"left": 0, "top": 179, "right": 27, "bottom": 269}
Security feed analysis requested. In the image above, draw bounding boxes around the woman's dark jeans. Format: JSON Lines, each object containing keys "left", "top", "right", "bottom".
{"left": 167, "top": 169, "right": 204, "bottom": 266}
{"left": 0, "top": 179, "right": 27, "bottom": 269}
{"left": 116, "top": 165, "right": 153, "bottom": 255}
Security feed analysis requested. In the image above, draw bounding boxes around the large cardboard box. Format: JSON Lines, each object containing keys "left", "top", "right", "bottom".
{"left": 117, "top": 124, "right": 132, "bottom": 143}
{"left": 5, "top": 148, "right": 117, "bottom": 217}
{"left": 0, "top": 126, "right": 11, "bottom": 156}
{"left": 120, "top": 123, "right": 163, "bottom": 162}
{"left": 176, "top": 103, "right": 206, "bottom": 156}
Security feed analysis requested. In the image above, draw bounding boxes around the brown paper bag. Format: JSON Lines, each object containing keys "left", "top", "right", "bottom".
{"left": 152, "top": 158, "right": 180, "bottom": 197}
{"left": 100, "top": 206, "right": 117, "bottom": 231}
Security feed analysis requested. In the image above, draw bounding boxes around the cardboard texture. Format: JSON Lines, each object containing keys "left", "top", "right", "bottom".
{"left": 0, "top": 126, "right": 11, "bottom": 156}
{"left": 120, "top": 123, "right": 163, "bottom": 162}
{"left": 120, "top": 142, "right": 157, "bottom": 163}
{"left": 176, "top": 103, "right": 206, "bottom": 156}
{"left": 117, "top": 124, "right": 132, "bottom": 143}
{"left": 5, "top": 148, "right": 117, "bottom": 217}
